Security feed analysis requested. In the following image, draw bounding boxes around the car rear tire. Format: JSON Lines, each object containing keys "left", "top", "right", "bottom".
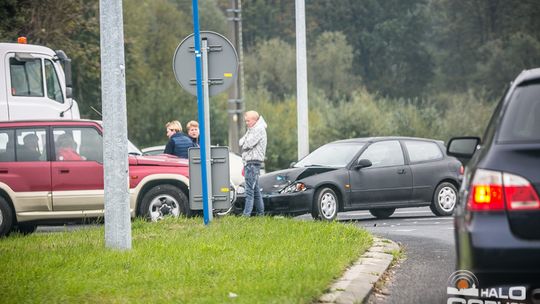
{"left": 369, "top": 208, "right": 395, "bottom": 219}
{"left": 139, "top": 184, "right": 191, "bottom": 221}
{"left": 312, "top": 187, "right": 338, "bottom": 221}
{"left": 0, "top": 197, "right": 14, "bottom": 237}
{"left": 430, "top": 182, "right": 457, "bottom": 216}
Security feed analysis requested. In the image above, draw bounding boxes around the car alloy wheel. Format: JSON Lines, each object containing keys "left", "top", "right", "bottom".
{"left": 148, "top": 194, "right": 180, "bottom": 221}
{"left": 313, "top": 187, "right": 338, "bottom": 221}
{"left": 430, "top": 182, "right": 458, "bottom": 216}
{"left": 139, "top": 184, "right": 190, "bottom": 221}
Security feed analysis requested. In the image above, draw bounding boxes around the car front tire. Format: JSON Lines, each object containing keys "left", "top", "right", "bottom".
{"left": 430, "top": 182, "right": 458, "bottom": 216}
{"left": 369, "top": 208, "right": 395, "bottom": 219}
{"left": 312, "top": 187, "right": 338, "bottom": 221}
{"left": 0, "top": 197, "right": 14, "bottom": 237}
{"left": 139, "top": 184, "right": 191, "bottom": 221}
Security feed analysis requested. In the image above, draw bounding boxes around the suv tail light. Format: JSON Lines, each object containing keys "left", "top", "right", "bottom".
{"left": 468, "top": 169, "right": 540, "bottom": 211}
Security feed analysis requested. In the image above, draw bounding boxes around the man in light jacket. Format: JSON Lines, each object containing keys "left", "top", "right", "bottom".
{"left": 239, "top": 110, "right": 267, "bottom": 216}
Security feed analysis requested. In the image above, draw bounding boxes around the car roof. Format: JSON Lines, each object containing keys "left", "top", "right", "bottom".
{"left": 0, "top": 119, "right": 100, "bottom": 127}
{"left": 331, "top": 136, "right": 444, "bottom": 145}
{"left": 514, "top": 67, "right": 540, "bottom": 85}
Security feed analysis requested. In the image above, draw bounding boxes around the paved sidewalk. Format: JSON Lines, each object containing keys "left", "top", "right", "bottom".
{"left": 317, "top": 237, "right": 400, "bottom": 304}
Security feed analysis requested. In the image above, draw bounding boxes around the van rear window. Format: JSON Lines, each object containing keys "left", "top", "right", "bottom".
{"left": 498, "top": 82, "right": 540, "bottom": 143}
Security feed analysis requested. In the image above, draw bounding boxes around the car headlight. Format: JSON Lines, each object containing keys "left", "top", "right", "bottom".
{"left": 237, "top": 185, "right": 245, "bottom": 195}
{"left": 280, "top": 182, "right": 307, "bottom": 194}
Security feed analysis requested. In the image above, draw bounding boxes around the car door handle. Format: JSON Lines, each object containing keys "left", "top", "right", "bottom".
{"left": 0, "top": 168, "right": 7, "bottom": 174}
{"left": 59, "top": 169, "right": 70, "bottom": 174}
{"left": 397, "top": 168, "right": 405, "bottom": 174}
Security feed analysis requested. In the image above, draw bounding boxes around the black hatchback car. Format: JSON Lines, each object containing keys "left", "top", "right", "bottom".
{"left": 235, "top": 136, "right": 462, "bottom": 220}
{"left": 447, "top": 68, "right": 540, "bottom": 288}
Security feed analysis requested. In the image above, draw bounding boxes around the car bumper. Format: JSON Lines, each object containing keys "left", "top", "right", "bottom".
{"left": 455, "top": 212, "right": 540, "bottom": 286}
{"left": 235, "top": 189, "right": 314, "bottom": 216}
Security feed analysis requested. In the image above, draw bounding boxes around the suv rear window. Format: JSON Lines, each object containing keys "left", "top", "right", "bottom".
{"left": 498, "top": 82, "right": 540, "bottom": 143}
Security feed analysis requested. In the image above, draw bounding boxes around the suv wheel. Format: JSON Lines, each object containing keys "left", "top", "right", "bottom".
{"left": 139, "top": 185, "right": 190, "bottom": 221}
{"left": 0, "top": 197, "right": 14, "bottom": 237}
{"left": 430, "top": 182, "right": 457, "bottom": 216}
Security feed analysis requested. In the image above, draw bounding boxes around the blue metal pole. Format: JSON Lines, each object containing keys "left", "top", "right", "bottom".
{"left": 191, "top": 0, "right": 211, "bottom": 225}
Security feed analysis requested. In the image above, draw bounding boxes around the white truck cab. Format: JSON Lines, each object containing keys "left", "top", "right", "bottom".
{"left": 0, "top": 38, "right": 80, "bottom": 121}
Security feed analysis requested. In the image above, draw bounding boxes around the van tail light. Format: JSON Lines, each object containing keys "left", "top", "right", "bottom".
{"left": 459, "top": 166, "right": 464, "bottom": 175}
{"left": 467, "top": 169, "right": 540, "bottom": 211}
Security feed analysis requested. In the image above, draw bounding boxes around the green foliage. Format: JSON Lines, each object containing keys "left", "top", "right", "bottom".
{"left": 244, "top": 38, "right": 296, "bottom": 100}
{"left": 0, "top": 217, "right": 372, "bottom": 304}
{"left": 309, "top": 32, "right": 358, "bottom": 101}
{"left": 0, "top": 0, "right": 537, "bottom": 169}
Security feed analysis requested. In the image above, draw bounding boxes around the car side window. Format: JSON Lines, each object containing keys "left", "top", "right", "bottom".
{"left": 15, "top": 128, "right": 48, "bottom": 162}
{"left": 53, "top": 127, "right": 92, "bottom": 161}
{"left": 359, "top": 140, "right": 404, "bottom": 168}
{"left": 0, "top": 130, "right": 15, "bottom": 162}
{"left": 403, "top": 140, "right": 443, "bottom": 163}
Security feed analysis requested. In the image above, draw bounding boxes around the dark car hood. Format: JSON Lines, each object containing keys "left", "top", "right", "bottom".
{"left": 259, "top": 166, "right": 338, "bottom": 193}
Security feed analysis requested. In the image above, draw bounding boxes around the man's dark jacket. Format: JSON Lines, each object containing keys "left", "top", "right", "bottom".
{"left": 164, "top": 132, "right": 196, "bottom": 158}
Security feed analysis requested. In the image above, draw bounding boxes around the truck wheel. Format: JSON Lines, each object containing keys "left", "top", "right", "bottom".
{"left": 139, "top": 185, "right": 190, "bottom": 221}
{"left": 0, "top": 197, "right": 14, "bottom": 237}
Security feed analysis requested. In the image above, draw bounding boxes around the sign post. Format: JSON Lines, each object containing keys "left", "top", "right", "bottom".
{"left": 173, "top": 24, "right": 238, "bottom": 225}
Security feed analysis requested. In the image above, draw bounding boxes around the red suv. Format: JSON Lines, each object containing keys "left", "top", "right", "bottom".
{"left": 0, "top": 120, "right": 191, "bottom": 236}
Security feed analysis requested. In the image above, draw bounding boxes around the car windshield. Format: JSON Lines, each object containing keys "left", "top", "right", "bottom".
{"left": 498, "top": 82, "right": 540, "bottom": 143}
{"left": 294, "top": 142, "right": 365, "bottom": 168}
{"left": 128, "top": 141, "right": 142, "bottom": 155}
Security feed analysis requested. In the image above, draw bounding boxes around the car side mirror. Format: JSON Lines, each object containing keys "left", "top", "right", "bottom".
{"left": 447, "top": 137, "right": 480, "bottom": 158}
{"left": 355, "top": 159, "right": 372, "bottom": 169}
{"left": 289, "top": 161, "right": 296, "bottom": 168}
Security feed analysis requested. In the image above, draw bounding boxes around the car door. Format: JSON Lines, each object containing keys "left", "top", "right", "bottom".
{"left": 402, "top": 140, "right": 445, "bottom": 203}
{"left": 0, "top": 127, "right": 51, "bottom": 212}
{"left": 51, "top": 126, "right": 104, "bottom": 211}
{"left": 349, "top": 140, "right": 412, "bottom": 206}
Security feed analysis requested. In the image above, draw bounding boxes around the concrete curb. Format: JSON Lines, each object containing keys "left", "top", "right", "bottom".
{"left": 317, "top": 237, "right": 400, "bottom": 304}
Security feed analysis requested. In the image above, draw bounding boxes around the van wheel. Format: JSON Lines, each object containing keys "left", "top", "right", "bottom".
{"left": 430, "top": 182, "right": 457, "bottom": 216}
{"left": 139, "top": 185, "right": 190, "bottom": 221}
{"left": 0, "top": 197, "right": 14, "bottom": 237}
{"left": 369, "top": 208, "right": 395, "bottom": 219}
{"left": 312, "top": 187, "right": 338, "bottom": 221}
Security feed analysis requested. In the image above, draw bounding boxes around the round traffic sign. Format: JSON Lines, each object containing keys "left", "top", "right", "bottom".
{"left": 173, "top": 31, "right": 238, "bottom": 97}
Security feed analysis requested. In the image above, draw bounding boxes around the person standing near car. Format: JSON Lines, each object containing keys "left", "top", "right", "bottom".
{"left": 239, "top": 110, "right": 267, "bottom": 217}
{"left": 186, "top": 120, "right": 200, "bottom": 146}
{"left": 164, "top": 120, "right": 196, "bottom": 159}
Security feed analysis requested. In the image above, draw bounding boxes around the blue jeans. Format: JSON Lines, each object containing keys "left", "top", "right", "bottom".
{"left": 243, "top": 163, "right": 264, "bottom": 216}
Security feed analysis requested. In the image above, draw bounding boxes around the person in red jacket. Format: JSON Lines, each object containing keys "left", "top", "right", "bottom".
{"left": 56, "top": 133, "right": 83, "bottom": 161}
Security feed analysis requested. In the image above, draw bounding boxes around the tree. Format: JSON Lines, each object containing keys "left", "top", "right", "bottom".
{"left": 244, "top": 38, "right": 296, "bottom": 100}
{"left": 309, "top": 31, "right": 358, "bottom": 101}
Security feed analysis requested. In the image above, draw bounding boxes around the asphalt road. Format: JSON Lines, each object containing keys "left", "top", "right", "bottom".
{"left": 337, "top": 207, "right": 455, "bottom": 304}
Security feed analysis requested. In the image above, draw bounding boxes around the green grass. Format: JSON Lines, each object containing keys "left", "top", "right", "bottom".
{"left": 0, "top": 216, "right": 372, "bottom": 304}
